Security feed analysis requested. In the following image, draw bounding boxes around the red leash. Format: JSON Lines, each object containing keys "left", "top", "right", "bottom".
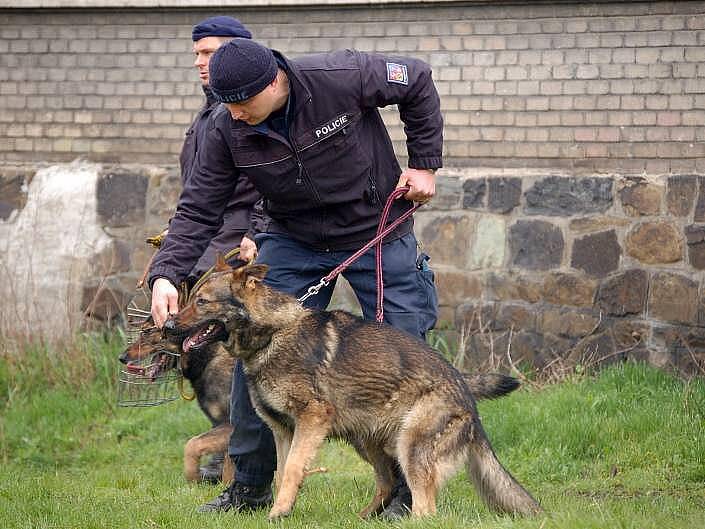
{"left": 375, "top": 186, "right": 412, "bottom": 322}
{"left": 297, "top": 186, "right": 420, "bottom": 323}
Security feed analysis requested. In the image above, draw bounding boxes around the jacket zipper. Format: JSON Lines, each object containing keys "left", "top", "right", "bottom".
{"left": 289, "top": 120, "right": 326, "bottom": 247}
{"left": 368, "top": 169, "right": 379, "bottom": 205}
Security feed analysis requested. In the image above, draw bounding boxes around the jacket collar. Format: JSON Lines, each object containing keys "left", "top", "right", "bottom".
{"left": 273, "top": 49, "right": 312, "bottom": 117}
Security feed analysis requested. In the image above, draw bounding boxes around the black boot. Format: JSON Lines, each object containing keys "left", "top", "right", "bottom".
{"left": 379, "top": 478, "right": 412, "bottom": 520}
{"left": 198, "top": 481, "right": 273, "bottom": 513}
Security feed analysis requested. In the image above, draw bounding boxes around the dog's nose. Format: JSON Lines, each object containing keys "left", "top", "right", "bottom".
{"left": 118, "top": 351, "right": 129, "bottom": 364}
{"left": 164, "top": 317, "right": 175, "bottom": 331}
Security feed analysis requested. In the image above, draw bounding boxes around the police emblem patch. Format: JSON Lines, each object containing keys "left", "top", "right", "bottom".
{"left": 386, "top": 62, "right": 408, "bottom": 85}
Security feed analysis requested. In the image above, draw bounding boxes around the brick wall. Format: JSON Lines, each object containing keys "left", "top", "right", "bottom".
{"left": 1, "top": 1, "right": 704, "bottom": 172}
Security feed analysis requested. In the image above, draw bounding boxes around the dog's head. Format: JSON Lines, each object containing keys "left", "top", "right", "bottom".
{"left": 119, "top": 322, "right": 180, "bottom": 380}
{"left": 167, "top": 255, "right": 269, "bottom": 354}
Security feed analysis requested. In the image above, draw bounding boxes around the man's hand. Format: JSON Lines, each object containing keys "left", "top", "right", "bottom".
{"left": 151, "top": 277, "right": 179, "bottom": 328}
{"left": 239, "top": 236, "right": 257, "bottom": 262}
{"left": 397, "top": 168, "right": 436, "bottom": 204}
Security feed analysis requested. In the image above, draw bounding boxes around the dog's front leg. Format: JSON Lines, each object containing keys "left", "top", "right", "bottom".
{"left": 183, "top": 424, "right": 234, "bottom": 482}
{"left": 268, "top": 401, "right": 333, "bottom": 521}
{"left": 270, "top": 424, "right": 293, "bottom": 496}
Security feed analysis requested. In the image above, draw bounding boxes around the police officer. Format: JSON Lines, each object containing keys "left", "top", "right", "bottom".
{"left": 150, "top": 38, "right": 443, "bottom": 518}
{"left": 151, "top": 17, "right": 259, "bottom": 483}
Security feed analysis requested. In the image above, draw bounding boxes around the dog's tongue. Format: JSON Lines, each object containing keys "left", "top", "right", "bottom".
{"left": 125, "top": 362, "right": 145, "bottom": 375}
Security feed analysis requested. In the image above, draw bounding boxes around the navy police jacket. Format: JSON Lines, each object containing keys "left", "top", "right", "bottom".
{"left": 149, "top": 49, "right": 443, "bottom": 288}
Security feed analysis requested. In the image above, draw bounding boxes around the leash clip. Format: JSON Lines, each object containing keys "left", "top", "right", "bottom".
{"left": 298, "top": 277, "right": 330, "bottom": 304}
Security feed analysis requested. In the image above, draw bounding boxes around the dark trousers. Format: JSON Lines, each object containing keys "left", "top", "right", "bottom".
{"left": 228, "top": 232, "right": 438, "bottom": 486}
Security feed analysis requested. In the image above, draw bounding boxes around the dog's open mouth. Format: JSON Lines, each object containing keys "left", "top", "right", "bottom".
{"left": 183, "top": 320, "right": 228, "bottom": 353}
{"left": 126, "top": 351, "right": 177, "bottom": 381}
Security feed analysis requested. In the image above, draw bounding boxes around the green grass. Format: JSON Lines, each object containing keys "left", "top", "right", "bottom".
{"left": 1, "top": 335, "right": 704, "bottom": 529}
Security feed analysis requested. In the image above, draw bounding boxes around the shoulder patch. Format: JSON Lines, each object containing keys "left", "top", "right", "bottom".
{"left": 386, "top": 62, "right": 408, "bottom": 85}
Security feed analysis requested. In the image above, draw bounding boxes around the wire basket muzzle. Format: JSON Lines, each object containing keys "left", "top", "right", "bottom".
{"left": 117, "top": 349, "right": 181, "bottom": 407}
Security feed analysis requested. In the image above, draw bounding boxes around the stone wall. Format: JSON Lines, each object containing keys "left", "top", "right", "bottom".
{"left": 0, "top": 161, "right": 180, "bottom": 340}
{"left": 1, "top": 1, "right": 704, "bottom": 173}
{"left": 3, "top": 162, "right": 704, "bottom": 376}
{"left": 412, "top": 169, "right": 705, "bottom": 375}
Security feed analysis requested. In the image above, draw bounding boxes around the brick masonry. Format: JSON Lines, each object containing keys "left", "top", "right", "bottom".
{"left": 1, "top": 2, "right": 705, "bottom": 373}
{"left": 0, "top": 1, "right": 703, "bottom": 172}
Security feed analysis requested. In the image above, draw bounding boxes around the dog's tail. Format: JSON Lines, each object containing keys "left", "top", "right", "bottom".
{"left": 463, "top": 373, "right": 520, "bottom": 401}
{"left": 466, "top": 426, "right": 542, "bottom": 516}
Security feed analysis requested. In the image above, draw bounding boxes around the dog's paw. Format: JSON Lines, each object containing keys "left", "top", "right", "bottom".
{"left": 267, "top": 506, "right": 292, "bottom": 521}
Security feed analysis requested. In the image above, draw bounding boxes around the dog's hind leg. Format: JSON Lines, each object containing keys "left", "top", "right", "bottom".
{"left": 397, "top": 400, "right": 474, "bottom": 516}
{"left": 402, "top": 440, "right": 464, "bottom": 516}
{"left": 466, "top": 424, "right": 541, "bottom": 515}
{"left": 268, "top": 401, "right": 333, "bottom": 521}
{"left": 398, "top": 446, "right": 441, "bottom": 516}
{"left": 352, "top": 443, "right": 396, "bottom": 518}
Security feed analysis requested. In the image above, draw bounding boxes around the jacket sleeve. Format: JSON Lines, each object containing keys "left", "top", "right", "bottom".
{"left": 355, "top": 51, "right": 443, "bottom": 170}
{"left": 148, "top": 116, "right": 238, "bottom": 288}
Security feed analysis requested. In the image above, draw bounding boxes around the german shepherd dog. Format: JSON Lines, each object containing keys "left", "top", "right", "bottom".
{"left": 122, "top": 321, "right": 519, "bottom": 486}
{"left": 120, "top": 324, "right": 236, "bottom": 483}
{"left": 167, "top": 257, "right": 541, "bottom": 520}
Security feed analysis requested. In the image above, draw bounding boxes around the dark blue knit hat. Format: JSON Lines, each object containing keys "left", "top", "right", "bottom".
{"left": 209, "top": 38, "right": 278, "bottom": 103}
{"left": 192, "top": 16, "right": 252, "bottom": 41}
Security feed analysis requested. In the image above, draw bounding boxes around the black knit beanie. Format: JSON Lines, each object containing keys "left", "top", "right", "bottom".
{"left": 209, "top": 38, "right": 278, "bottom": 103}
{"left": 191, "top": 16, "right": 252, "bottom": 41}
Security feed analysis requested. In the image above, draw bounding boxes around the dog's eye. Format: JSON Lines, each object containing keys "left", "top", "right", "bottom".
{"left": 196, "top": 298, "right": 208, "bottom": 306}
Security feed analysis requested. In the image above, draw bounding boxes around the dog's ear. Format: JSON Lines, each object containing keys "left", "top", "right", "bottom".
{"left": 230, "top": 263, "right": 269, "bottom": 292}
{"left": 214, "top": 252, "right": 231, "bottom": 272}
{"left": 243, "top": 264, "right": 269, "bottom": 290}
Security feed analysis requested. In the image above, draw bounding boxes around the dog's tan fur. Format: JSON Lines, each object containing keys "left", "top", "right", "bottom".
{"left": 170, "top": 258, "right": 541, "bottom": 520}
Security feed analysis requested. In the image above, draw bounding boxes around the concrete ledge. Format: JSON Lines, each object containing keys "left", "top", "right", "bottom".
{"left": 2, "top": 0, "right": 469, "bottom": 8}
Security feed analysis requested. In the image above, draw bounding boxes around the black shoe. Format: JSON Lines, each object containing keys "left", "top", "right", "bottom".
{"left": 379, "top": 482, "right": 412, "bottom": 520}
{"left": 198, "top": 481, "right": 273, "bottom": 513}
{"left": 199, "top": 454, "right": 225, "bottom": 484}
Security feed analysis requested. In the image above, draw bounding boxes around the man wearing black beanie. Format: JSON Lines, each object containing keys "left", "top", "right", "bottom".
{"left": 149, "top": 15, "right": 259, "bottom": 487}
{"left": 150, "top": 38, "right": 443, "bottom": 520}
{"left": 178, "top": 16, "right": 259, "bottom": 277}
